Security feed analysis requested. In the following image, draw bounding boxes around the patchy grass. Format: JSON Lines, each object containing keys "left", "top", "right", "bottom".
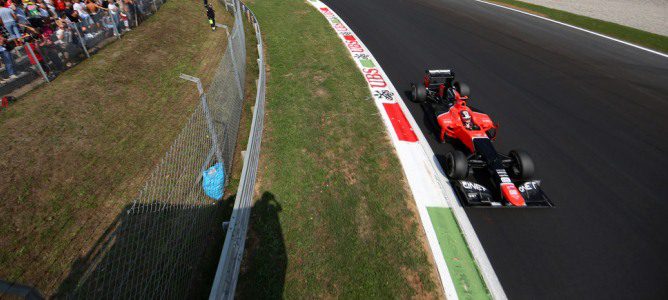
{"left": 0, "top": 0, "right": 231, "bottom": 296}
{"left": 236, "top": 0, "right": 441, "bottom": 298}
{"left": 489, "top": 0, "right": 668, "bottom": 53}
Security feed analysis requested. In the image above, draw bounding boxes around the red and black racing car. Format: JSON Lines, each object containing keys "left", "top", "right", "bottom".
{"left": 411, "top": 69, "right": 553, "bottom": 207}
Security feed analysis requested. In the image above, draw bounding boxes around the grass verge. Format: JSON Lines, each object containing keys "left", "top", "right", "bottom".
{"left": 236, "top": 0, "right": 441, "bottom": 298}
{"left": 0, "top": 0, "right": 231, "bottom": 296}
{"left": 488, "top": 0, "right": 668, "bottom": 53}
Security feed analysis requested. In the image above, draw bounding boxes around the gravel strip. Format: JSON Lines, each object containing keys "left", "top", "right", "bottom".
{"left": 518, "top": 0, "right": 668, "bottom": 36}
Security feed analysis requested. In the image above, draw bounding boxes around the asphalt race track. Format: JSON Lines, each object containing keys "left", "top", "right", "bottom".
{"left": 323, "top": 0, "right": 668, "bottom": 298}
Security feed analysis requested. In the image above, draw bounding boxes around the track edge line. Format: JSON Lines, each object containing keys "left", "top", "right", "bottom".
{"left": 307, "top": 1, "right": 507, "bottom": 299}
{"left": 473, "top": 0, "right": 668, "bottom": 59}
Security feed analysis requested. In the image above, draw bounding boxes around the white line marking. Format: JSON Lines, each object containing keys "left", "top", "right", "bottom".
{"left": 391, "top": 81, "right": 509, "bottom": 300}
{"left": 473, "top": 0, "right": 668, "bottom": 59}
{"left": 309, "top": 1, "right": 509, "bottom": 299}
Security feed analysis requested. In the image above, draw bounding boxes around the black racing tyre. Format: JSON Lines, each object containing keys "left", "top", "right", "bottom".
{"left": 411, "top": 84, "right": 427, "bottom": 103}
{"left": 509, "top": 150, "right": 535, "bottom": 180}
{"left": 454, "top": 81, "right": 471, "bottom": 97}
{"left": 445, "top": 151, "right": 468, "bottom": 180}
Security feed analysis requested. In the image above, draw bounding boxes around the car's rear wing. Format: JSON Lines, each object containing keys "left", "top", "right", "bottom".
{"left": 427, "top": 69, "right": 454, "bottom": 77}
{"left": 425, "top": 69, "right": 455, "bottom": 88}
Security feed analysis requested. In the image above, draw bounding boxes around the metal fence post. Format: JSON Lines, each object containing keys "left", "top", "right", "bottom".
{"left": 209, "top": 1, "right": 266, "bottom": 299}
{"left": 179, "top": 74, "right": 224, "bottom": 165}
{"left": 227, "top": 18, "right": 243, "bottom": 98}
{"left": 133, "top": 2, "right": 139, "bottom": 27}
{"left": 24, "top": 42, "right": 49, "bottom": 83}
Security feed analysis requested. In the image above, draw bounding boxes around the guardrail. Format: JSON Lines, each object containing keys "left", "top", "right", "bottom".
{"left": 209, "top": 0, "right": 265, "bottom": 299}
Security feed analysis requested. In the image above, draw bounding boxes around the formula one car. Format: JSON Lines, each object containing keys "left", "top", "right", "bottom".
{"left": 411, "top": 69, "right": 553, "bottom": 207}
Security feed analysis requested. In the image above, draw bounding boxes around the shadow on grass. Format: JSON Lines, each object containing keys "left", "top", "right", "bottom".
{"left": 48, "top": 191, "right": 286, "bottom": 299}
{"left": 236, "top": 192, "right": 287, "bottom": 299}
{"left": 53, "top": 195, "right": 234, "bottom": 299}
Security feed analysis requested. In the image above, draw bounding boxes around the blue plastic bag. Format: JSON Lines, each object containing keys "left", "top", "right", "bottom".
{"left": 203, "top": 162, "right": 225, "bottom": 200}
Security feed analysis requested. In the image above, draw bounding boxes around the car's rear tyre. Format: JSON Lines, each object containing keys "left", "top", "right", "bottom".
{"left": 509, "top": 150, "right": 535, "bottom": 180}
{"left": 454, "top": 81, "right": 471, "bottom": 97}
{"left": 445, "top": 151, "right": 468, "bottom": 180}
{"left": 412, "top": 84, "right": 427, "bottom": 103}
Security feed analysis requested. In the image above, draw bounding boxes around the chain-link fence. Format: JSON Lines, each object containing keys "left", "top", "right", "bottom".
{"left": 0, "top": 0, "right": 259, "bottom": 298}
{"left": 209, "top": 1, "right": 264, "bottom": 299}
{"left": 0, "top": 0, "right": 167, "bottom": 98}
{"left": 48, "top": 1, "right": 251, "bottom": 298}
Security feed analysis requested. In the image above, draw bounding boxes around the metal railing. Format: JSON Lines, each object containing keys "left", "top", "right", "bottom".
{"left": 209, "top": 0, "right": 265, "bottom": 298}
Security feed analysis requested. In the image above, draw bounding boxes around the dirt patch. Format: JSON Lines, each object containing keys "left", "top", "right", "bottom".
{"left": 355, "top": 198, "right": 372, "bottom": 242}
{"left": 400, "top": 266, "right": 436, "bottom": 299}
{"left": 315, "top": 87, "right": 329, "bottom": 97}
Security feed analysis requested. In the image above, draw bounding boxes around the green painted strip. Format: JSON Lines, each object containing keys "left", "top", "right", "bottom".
{"left": 428, "top": 207, "right": 490, "bottom": 300}
{"left": 359, "top": 58, "right": 375, "bottom": 68}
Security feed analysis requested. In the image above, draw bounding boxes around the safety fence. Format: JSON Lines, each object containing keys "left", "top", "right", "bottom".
{"left": 48, "top": 1, "right": 250, "bottom": 298}
{"left": 209, "top": 0, "right": 264, "bottom": 298}
{"left": 0, "top": 0, "right": 167, "bottom": 98}
{"left": 0, "top": 0, "right": 261, "bottom": 298}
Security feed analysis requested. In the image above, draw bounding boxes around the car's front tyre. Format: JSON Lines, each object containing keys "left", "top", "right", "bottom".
{"left": 445, "top": 150, "right": 468, "bottom": 180}
{"left": 509, "top": 149, "right": 535, "bottom": 180}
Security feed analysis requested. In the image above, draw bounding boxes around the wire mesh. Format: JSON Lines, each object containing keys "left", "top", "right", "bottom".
{"left": 209, "top": 1, "right": 264, "bottom": 299}
{"left": 57, "top": 2, "right": 249, "bottom": 299}
{"left": 0, "top": 0, "right": 253, "bottom": 298}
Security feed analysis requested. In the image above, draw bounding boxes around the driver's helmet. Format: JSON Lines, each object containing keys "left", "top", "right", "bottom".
{"left": 460, "top": 110, "right": 472, "bottom": 128}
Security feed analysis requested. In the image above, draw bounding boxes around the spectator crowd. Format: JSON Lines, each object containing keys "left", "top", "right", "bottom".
{"left": 0, "top": 0, "right": 160, "bottom": 89}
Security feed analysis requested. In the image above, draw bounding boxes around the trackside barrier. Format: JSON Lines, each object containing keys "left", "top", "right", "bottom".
{"left": 1, "top": 0, "right": 252, "bottom": 298}
{"left": 209, "top": 0, "right": 265, "bottom": 299}
{"left": 0, "top": 2, "right": 251, "bottom": 299}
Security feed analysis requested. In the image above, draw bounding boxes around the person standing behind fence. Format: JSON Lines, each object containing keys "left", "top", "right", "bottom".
{"left": 41, "top": 0, "right": 57, "bottom": 16}
{"left": 206, "top": 3, "right": 214, "bottom": 31}
{"left": 64, "top": 2, "right": 81, "bottom": 23}
{"left": 72, "top": 0, "right": 92, "bottom": 25}
{"left": 123, "top": 0, "right": 136, "bottom": 27}
{"left": 25, "top": 1, "right": 44, "bottom": 28}
{"left": 36, "top": 0, "right": 52, "bottom": 18}
{"left": 52, "top": 0, "right": 66, "bottom": 17}
{"left": 107, "top": 0, "right": 121, "bottom": 32}
{"left": 87, "top": 0, "right": 108, "bottom": 28}
{"left": 0, "top": 1, "right": 20, "bottom": 39}
{"left": 0, "top": 34, "right": 17, "bottom": 80}
{"left": 11, "top": 1, "right": 30, "bottom": 28}
{"left": 36, "top": 23, "right": 64, "bottom": 72}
